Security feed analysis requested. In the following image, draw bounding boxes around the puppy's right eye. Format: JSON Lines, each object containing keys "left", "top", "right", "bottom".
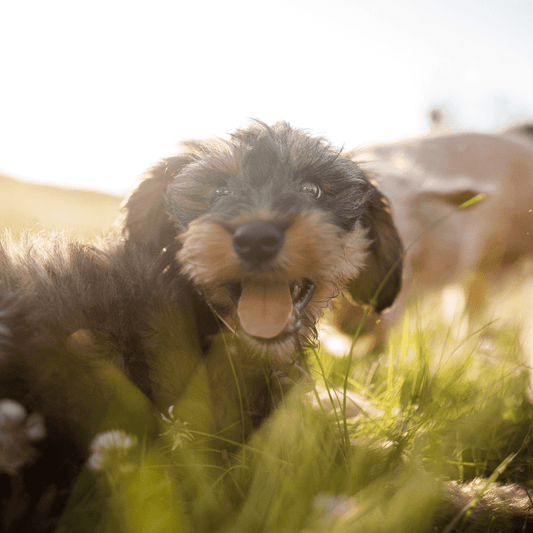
{"left": 299, "top": 182, "right": 322, "bottom": 199}
{"left": 213, "top": 186, "right": 233, "bottom": 198}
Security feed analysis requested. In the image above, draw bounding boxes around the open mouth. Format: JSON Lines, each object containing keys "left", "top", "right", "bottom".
{"left": 226, "top": 278, "right": 315, "bottom": 340}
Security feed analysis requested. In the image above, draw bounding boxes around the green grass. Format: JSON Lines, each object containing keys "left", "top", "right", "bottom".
{"left": 53, "top": 306, "right": 533, "bottom": 533}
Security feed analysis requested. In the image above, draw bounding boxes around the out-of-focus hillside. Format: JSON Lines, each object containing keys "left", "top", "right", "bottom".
{"left": 0, "top": 173, "right": 123, "bottom": 238}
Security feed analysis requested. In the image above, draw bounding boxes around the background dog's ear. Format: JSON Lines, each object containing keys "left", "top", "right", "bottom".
{"left": 123, "top": 156, "right": 191, "bottom": 251}
{"left": 346, "top": 188, "right": 403, "bottom": 312}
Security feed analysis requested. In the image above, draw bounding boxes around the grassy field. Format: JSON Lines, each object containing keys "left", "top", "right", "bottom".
{"left": 2, "top": 174, "right": 533, "bottom": 531}
{"left": 0, "top": 172, "right": 122, "bottom": 239}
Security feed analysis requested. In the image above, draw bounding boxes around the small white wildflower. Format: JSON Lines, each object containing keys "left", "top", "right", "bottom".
{"left": 0, "top": 401, "right": 46, "bottom": 475}
{"left": 87, "top": 430, "right": 138, "bottom": 472}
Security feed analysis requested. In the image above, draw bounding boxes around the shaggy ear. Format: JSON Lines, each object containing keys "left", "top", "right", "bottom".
{"left": 346, "top": 187, "right": 403, "bottom": 312}
{"left": 123, "top": 156, "right": 191, "bottom": 251}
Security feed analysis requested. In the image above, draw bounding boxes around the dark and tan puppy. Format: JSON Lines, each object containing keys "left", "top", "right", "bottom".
{"left": 0, "top": 121, "right": 403, "bottom": 531}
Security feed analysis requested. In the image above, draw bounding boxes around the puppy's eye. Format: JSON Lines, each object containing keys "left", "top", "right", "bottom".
{"left": 299, "top": 182, "right": 322, "bottom": 199}
{"left": 214, "top": 186, "right": 233, "bottom": 198}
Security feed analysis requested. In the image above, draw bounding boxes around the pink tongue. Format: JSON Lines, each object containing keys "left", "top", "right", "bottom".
{"left": 237, "top": 278, "right": 293, "bottom": 339}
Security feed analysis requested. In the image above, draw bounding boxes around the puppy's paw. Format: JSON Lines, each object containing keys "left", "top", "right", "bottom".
{"left": 0, "top": 399, "right": 46, "bottom": 475}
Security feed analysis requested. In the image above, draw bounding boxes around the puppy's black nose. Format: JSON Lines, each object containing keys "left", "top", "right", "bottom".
{"left": 233, "top": 220, "right": 284, "bottom": 263}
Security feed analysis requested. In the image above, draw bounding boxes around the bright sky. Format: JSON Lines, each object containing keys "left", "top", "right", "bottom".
{"left": 0, "top": 0, "right": 532, "bottom": 194}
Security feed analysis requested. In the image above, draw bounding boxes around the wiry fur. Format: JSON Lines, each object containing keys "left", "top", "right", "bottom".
{"left": 125, "top": 120, "right": 403, "bottom": 359}
{"left": 437, "top": 479, "right": 533, "bottom": 531}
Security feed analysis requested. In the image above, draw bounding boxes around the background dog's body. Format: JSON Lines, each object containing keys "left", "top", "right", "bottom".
{"left": 344, "top": 124, "right": 533, "bottom": 332}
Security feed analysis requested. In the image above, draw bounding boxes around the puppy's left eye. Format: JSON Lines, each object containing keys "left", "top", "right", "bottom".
{"left": 214, "top": 186, "right": 233, "bottom": 198}
{"left": 299, "top": 182, "right": 322, "bottom": 199}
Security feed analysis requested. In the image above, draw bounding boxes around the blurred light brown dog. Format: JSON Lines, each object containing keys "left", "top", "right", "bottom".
{"left": 336, "top": 123, "right": 533, "bottom": 337}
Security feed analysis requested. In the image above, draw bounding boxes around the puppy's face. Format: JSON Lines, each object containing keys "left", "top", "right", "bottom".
{"left": 124, "top": 122, "right": 403, "bottom": 362}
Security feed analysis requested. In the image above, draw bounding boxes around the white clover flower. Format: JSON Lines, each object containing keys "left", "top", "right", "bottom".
{"left": 87, "top": 430, "right": 138, "bottom": 472}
